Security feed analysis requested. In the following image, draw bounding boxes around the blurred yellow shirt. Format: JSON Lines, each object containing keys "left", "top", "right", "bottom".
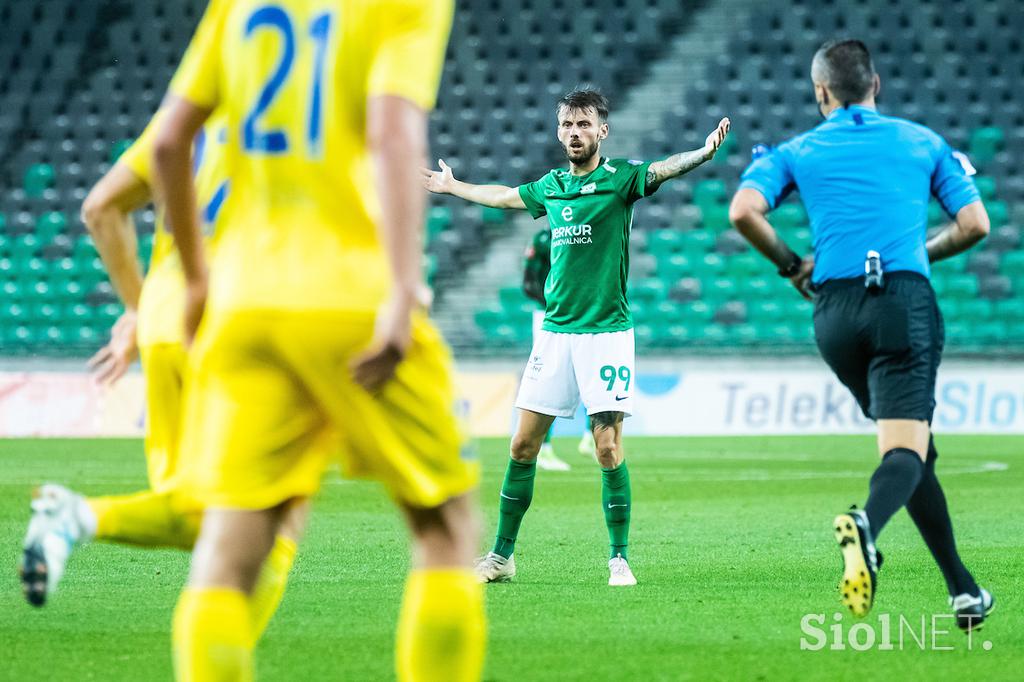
{"left": 167, "top": 0, "right": 453, "bottom": 314}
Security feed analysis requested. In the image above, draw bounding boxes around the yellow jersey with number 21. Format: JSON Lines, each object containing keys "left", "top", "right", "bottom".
{"left": 168, "top": 0, "right": 453, "bottom": 315}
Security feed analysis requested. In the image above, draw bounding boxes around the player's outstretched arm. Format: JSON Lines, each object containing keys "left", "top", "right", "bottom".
{"left": 729, "top": 187, "right": 813, "bottom": 299}
{"left": 646, "top": 117, "right": 731, "bottom": 190}
{"left": 153, "top": 95, "right": 213, "bottom": 344}
{"left": 421, "top": 159, "right": 526, "bottom": 210}
{"left": 926, "top": 200, "right": 990, "bottom": 263}
{"left": 352, "top": 95, "right": 433, "bottom": 392}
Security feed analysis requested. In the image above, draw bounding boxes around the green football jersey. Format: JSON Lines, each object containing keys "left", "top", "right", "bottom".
{"left": 518, "top": 157, "right": 656, "bottom": 333}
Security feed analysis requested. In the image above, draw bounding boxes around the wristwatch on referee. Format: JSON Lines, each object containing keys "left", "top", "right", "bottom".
{"left": 777, "top": 252, "right": 802, "bottom": 278}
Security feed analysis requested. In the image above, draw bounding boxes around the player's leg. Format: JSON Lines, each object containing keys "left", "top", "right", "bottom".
{"left": 814, "top": 284, "right": 887, "bottom": 616}
{"left": 174, "top": 505, "right": 288, "bottom": 682}
{"left": 249, "top": 497, "right": 308, "bottom": 641}
{"left": 397, "top": 492, "right": 485, "bottom": 682}
{"left": 590, "top": 411, "right": 635, "bottom": 586}
{"left": 478, "top": 408, "right": 555, "bottom": 579}
{"left": 905, "top": 435, "right": 992, "bottom": 629}
{"left": 20, "top": 343, "right": 197, "bottom": 605}
{"left": 482, "top": 329, "right": 578, "bottom": 579}
{"left": 573, "top": 329, "right": 636, "bottom": 585}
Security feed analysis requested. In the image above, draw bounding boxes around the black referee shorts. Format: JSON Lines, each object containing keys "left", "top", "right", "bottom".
{"left": 813, "top": 271, "right": 944, "bottom": 422}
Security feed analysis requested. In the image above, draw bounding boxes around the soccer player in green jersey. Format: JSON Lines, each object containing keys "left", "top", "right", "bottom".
{"left": 423, "top": 89, "right": 729, "bottom": 585}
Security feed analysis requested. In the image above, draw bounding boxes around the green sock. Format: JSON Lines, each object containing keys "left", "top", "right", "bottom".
{"left": 492, "top": 458, "right": 537, "bottom": 558}
{"left": 543, "top": 428, "right": 552, "bottom": 444}
{"left": 602, "top": 461, "right": 631, "bottom": 560}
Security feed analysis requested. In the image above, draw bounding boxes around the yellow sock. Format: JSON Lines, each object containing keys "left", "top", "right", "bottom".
{"left": 396, "top": 569, "right": 486, "bottom": 682}
{"left": 88, "top": 490, "right": 201, "bottom": 550}
{"left": 173, "top": 587, "right": 253, "bottom": 682}
{"left": 249, "top": 535, "right": 298, "bottom": 644}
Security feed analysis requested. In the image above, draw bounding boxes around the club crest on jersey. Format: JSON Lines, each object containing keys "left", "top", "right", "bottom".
{"left": 580, "top": 182, "right": 596, "bottom": 195}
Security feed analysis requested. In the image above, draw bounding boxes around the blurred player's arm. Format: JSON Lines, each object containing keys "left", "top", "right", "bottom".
{"left": 81, "top": 165, "right": 151, "bottom": 310}
{"left": 352, "top": 96, "right": 433, "bottom": 391}
{"left": 646, "top": 117, "right": 730, "bottom": 190}
{"left": 926, "top": 201, "right": 990, "bottom": 263}
{"left": 81, "top": 163, "right": 152, "bottom": 384}
{"left": 729, "top": 188, "right": 814, "bottom": 300}
{"left": 153, "top": 97, "right": 213, "bottom": 343}
{"left": 421, "top": 159, "right": 526, "bottom": 209}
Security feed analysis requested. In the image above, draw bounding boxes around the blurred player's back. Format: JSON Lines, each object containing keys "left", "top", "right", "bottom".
{"left": 171, "top": 0, "right": 451, "bottom": 312}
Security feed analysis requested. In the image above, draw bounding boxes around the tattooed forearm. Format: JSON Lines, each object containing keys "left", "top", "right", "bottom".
{"left": 646, "top": 148, "right": 711, "bottom": 188}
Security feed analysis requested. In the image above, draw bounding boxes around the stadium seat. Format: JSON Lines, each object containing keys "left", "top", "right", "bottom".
{"left": 23, "top": 163, "right": 55, "bottom": 198}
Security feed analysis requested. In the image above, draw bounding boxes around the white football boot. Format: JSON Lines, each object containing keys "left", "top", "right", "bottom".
{"left": 474, "top": 552, "right": 516, "bottom": 583}
{"left": 20, "top": 484, "right": 92, "bottom": 606}
{"left": 608, "top": 554, "right": 637, "bottom": 586}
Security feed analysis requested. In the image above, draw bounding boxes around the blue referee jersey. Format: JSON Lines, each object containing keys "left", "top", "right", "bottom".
{"left": 738, "top": 105, "right": 980, "bottom": 284}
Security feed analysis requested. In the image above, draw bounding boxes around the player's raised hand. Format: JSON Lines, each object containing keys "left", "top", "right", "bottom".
{"left": 704, "top": 117, "right": 731, "bottom": 160}
{"left": 420, "top": 159, "right": 456, "bottom": 194}
{"left": 87, "top": 310, "right": 139, "bottom": 386}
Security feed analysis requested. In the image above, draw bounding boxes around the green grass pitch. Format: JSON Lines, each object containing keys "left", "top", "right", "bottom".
{"left": 1, "top": 435, "right": 1021, "bottom": 681}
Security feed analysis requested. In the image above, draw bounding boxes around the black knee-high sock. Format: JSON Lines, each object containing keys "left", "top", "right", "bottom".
{"left": 905, "top": 438, "right": 979, "bottom": 596}
{"left": 863, "top": 448, "right": 924, "bottom": 537}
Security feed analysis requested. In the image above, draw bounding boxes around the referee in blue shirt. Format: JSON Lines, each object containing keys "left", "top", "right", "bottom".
{"left": 729, "top": 39, "right": 993, "bottom": 629}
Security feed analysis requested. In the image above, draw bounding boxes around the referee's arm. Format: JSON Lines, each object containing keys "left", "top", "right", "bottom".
{"left": 925, "top": 200, "right": 990, "bottom": 263}
{"left": 729, "top": 188, "right": 814, "bottom": 299}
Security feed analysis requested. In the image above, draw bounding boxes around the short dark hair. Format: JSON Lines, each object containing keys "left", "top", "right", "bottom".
{"left": 556, "top": 88, "right": 609, "bottom": 122}
{"left": 811, "top": 39, "right": 876, "bottom": 105}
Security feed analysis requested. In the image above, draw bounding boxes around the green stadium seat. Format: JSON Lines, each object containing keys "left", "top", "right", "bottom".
{"left": 747, "top": 300, "right": 784, "bottom": 322}
{"left": 679, "top": 230, "right": 714, "bottom": 256}
{"left": 790, "top": 228, "right": 813, "bottom": 253}
{"left": 934, "top": 274, "right": 979, "bottom": 298}
{"left": 628, "top": 278, "right": 666, "bottom": 304}
{"left": 692, "top": 179, "right": 727, "bottom": 208}
{"left": 968, "top": 127, "right": 1004, "bottom": 165}
{"left": 1008, "top": 322, "right": 1024, "bottom": 342}
{"left": 950, "top": 299, "right": 992, "bottom": 322}
{"left": 498, "top": 285, "right": 525, "bottom": 308}
{"left": 974, "top": 176, "right": 997, "bottom": 201}
{"left": 110, "top": 139, "right": 133, "bottom": 163}
{"left": 0, "top": 235, "right": 8, "bottom": 258}
{"left": 974, "top": 321, "right": 1005, "bottom": 344}
{"left": 647, "top": 229, "right": 683, "bottom": 256}
{"left": 663, "top": 324, "right": 693, "bottom": 344}
{"left": 694, "top": 253, "right": 726, "bottom": 276}
{"left": 656, "top": 253, "right": 692, "bottom": 281}
{"left": 426, "top": 206, "right": 451, "bottom": 239}
{"left": 36, "top": 212, "right": 67, "bottom": 243}
{"left": 927, "top": 201, "right": 945, "bottom": 227}
{"left": 994, "top": 298, "right": 1024, "bottom": 321}
{"left": 986, "top": 201, "right": 1008, "bottom": 228}
{"left": 1001, "top": 251, "right": 1024, "bottom": 276}
{"left": 772, "top": 203, "right": 807, "bottom": 229}
{"left": 698, "top": 324, "right": 729, "bottom": 345}
{"left": 651, "top": 300, "right": 682, "bottom": 324}
{"left": 24, "top": 163, "right": 55, "bottom": 198}
{"left": 699, "top": 204, "right": 730, "bottom": 231}
{"left": 730, "top": 254, "right": 764, "bottom": 277}
{"left": 730, "top": 323, "right": 759, "bottom": 345}
{"left": 678, "top": 300, "right": 713, "bottom": 323}
{"left": 633, "top": 323, "right": 655, "bottom": 348}
{"left": 73, "top": 236, "right": 98, "bottom": 261}
{"left": 481, "top": 205, "right": 506, "bottom": 225}
{"left": 710, "top": 132, "right": 737, "bottom": 165}
{"left": 706, "top": 278, "right": 738, "bottom": 302}
{"left": 932, "top": 256, "right": 967, "bottom": 274}
{"left": 12, "top": 234, "right": 40, "bottom": 260}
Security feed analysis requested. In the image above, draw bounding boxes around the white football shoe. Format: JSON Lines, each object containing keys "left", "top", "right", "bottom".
{"left": 20, "top": 484, "right": 92, "bottom": 606}
{"left": 536, "top": 443, "right": 570, "bottom": 471}
{"left": 474, "top": 552, "right": 516, "bottom": 583}
{"left": 608, "top": 554, "right": 637, "bottom": 586}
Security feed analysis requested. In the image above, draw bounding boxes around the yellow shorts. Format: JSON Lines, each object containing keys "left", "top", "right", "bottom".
{"left": 140, "top": 342, "right": 189, "bottom": 493}
{"left": 178, "top": 309, "right": 478, "bottom": 510}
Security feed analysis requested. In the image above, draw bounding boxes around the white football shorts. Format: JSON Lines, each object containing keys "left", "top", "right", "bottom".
{"left": 515, "top": 328, "right": 635, "bottom": 418}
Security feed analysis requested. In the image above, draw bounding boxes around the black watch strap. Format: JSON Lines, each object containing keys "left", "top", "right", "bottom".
{"left": 777, "top": 254, "right": 802, "bottom": 278}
